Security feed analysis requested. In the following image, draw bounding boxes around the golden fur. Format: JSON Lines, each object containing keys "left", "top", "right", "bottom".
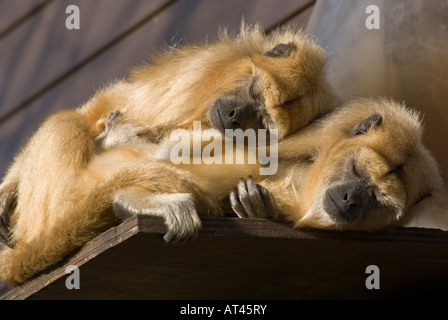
{"left": 250, "top": 98, "right": 444, "bottom": 230}
{"left": 99, "top": 97, "right": 442, "bottom": 233}
{"left": 0, "top": 24, "right": 338, "bottom": 285}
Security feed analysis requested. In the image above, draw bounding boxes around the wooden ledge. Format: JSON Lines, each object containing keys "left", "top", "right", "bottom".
{"left": 2, "top": 216, "right": 448, "bottom": 300}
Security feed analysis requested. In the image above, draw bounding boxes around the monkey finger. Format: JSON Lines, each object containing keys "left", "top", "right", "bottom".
{"left": 0, "top": 210, "right": 9, "bottom": 230}
{"left": 0, "top": 211, "right": 9, "bottom": 229}
{"left": 236, "top": 178, "right": 256, "bottom": 218}
{"left": 0, "top": 227, "right": 11, "bottom": 248}
{"left": 163, "top": 229, "right": 176, "bottom": 243}
{"left": 256, "top": 184, "right": 277, "bottom": 219}
{"left": 178, "top": 214, "right": 201, "bottom": 243}
{"left": 0, "top": 192, "right": 15, "bottom": 227}
{"left": 0, "top": 224, "right": 12, "bottom": 248}
{"left": 230, "top": 188, "right": 248, "bottom": 218}
{"left": 246, "top": 176, "right": 268, "bottom": 217}
{"left": 162, "top": 205, "right": 201, "bottom": 244}
{"left": 164, "top": 228, "right": 194, "bottom": 244}
{"left": 0, "top": 194, "right": 14, "bottom": 248}
{"left": 163, "top": 218, "right": 186, "bottom": 244}
{"left": 105, "top": 110, "right": 122, "bottom": 128}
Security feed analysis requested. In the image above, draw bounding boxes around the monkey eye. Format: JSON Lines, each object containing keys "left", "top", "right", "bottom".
{"left": 347, "top": 159, "right": 364, "bottom": 179}
{"left": 388, "top": 164, "right": 404, "bottom": 175}
{"left": 248, "top": 80, "right": 261, "bottom": 102}
{"left": 283, "top": 97, "right": 302, "bottom": 106}
{"left": 351, "top": 161, "right": 362, "bottom": 178}
{"left": 249, "top": 82, "right": 256, "bottom": 98}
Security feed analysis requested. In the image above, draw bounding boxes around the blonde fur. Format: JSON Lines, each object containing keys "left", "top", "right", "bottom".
{"left": 258, "top": 98, "right": 444, "bottom": 231}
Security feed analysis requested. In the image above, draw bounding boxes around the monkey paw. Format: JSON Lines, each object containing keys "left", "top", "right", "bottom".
{"left": 0, "top": 192, "right": 15, "bottom": 248}
{"left": 230, "top": 176, "right": 276, "bottom": 219}
{"left": 160, "top": 198, "right": 202, "bottom": 243}
{"left": 114, "top": 191, "right": 202, "bottom": 243}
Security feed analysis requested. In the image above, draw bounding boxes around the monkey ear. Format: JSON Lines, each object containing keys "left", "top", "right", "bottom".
{"left": 351, "top": 114, "right": 383, "bottom": 136}
{"left": 263, "top": 43, "right": 296, "bottom": 58}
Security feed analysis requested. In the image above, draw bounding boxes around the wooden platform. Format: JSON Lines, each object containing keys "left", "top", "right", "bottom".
{"left": 3, "top": 215, "right": 448, "bottom": 300}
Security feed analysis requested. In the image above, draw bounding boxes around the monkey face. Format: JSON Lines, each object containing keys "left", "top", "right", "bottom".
{"left": 128, "top": 27, "right": 336, "bottom": 140}
{"left": 320, "top": 147, "right": 407, "bottom": 230}
{"left": 208, "top": 36, "right": 337, "bottom": 139}
{"left": 299, "top": 106, "right": 443, "bottom": 231}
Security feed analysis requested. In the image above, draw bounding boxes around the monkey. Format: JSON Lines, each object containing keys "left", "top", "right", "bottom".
{"left": 0, "top": 109, "right": 269, "bottom": 285}
{"left": 229, "top": 97, "right": 445, "bottom": 232}
{"left": 3, "top": 96, "right": 443, "bottom": 287}
{"left": 88, "top": 97, "right": 446, "bottom": 233}
{"left": 0, "top": 24, "right": 339, "bottom": 285}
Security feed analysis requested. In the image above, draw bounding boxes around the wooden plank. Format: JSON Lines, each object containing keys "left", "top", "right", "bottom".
{"left": 1, "top": 216, "right": 141, "bottom": 300}
{"left": 0, "top": 0, "right": 315, "bottom": 176}
{"left": 2, "top": 215, "right": 448, "bottom": 300}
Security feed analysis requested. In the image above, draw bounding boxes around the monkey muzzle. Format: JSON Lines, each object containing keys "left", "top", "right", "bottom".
{"left": 210, "top": 96, "right": 265, "bottom": 133}
{"left": 323, "top": 180, "right": 379, "bottom": 223}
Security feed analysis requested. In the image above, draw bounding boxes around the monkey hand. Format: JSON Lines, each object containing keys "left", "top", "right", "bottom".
{"left": 114, "top": 191, "right": 202, "bottom": 243}
{"left": 159, "top": 202, "right": 202, "bottom": 244}
{"left": 0, "top": 191, "right": 15, "bottom": 248}
{"left": 230, "top": 176, "right": 276, "bottom": 219}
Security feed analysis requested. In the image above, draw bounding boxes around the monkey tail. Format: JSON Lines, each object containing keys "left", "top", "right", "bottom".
{"left": 0, "top": 200, "right": 118, "bottom": 287}
{"left": 0, "top": 161, "right": 216, "bottom": 287}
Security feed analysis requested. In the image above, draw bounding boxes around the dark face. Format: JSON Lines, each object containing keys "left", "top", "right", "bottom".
{"left": 209, "top": 81, "right": 267, "bottom": 133}
{"left": 323, "top": 159, "right": 386, "bottom": 224}
{"left": 323, "top": 115, "right": 386, "bottom": 223}
{"left": 209, "top": 43, "right": 297, "bottom": 134}
{"left": 305, "top": 113, "right": 406, "bottom": 230}
{"left": 297, "top": 100, "right": 443, "bottom": 232}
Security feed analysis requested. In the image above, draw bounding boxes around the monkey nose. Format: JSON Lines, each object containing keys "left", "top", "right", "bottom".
{"left": 227, "top": 109, "right": 240, "bottom": 127}
{"left": 343, "top": 191, "right": 358, "bottom": 207}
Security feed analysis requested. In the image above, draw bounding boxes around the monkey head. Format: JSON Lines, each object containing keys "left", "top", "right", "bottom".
{"left": 297, "top": 99, "right": 444, "bottom": 231}
{"left": 208, "top": 28, "right": 338, "bottom": 140}
{"left": 126, "top": 25, "right": 337, "bottom": 141}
